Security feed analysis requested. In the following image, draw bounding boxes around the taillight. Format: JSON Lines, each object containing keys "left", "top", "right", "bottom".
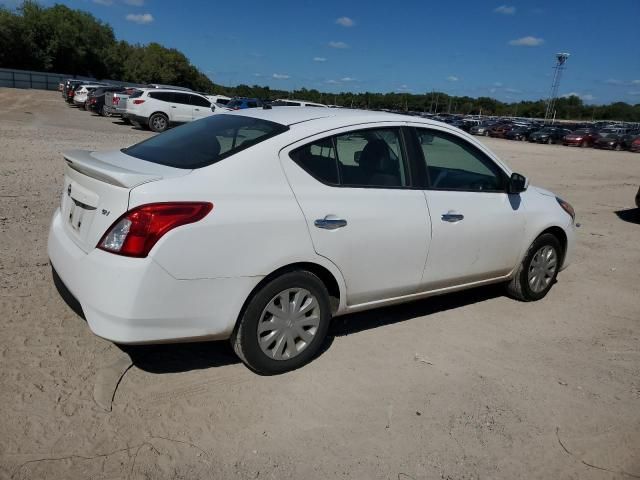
{"left": 113, "top": 95, "right": 120, "bottom": 105}
{"left": 133, "top": 99, "right": 145, "bottom": 105}
{"left": 98, "top": 202, "right": 213, "bottom": 258}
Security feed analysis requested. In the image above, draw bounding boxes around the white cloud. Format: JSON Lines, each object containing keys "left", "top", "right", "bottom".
{"left": 494, "top": 5, "right": 516, "bottom": 15}
{"left": 328, "top": 41, "right": 349, "bottom": 49}
{"left": 123, "top": 0, "right": 144, "bottom": 5}
{"left": 93, "top": 0, "right": 113, "bottom": 5}
{"left": 631, "top": 80, "right": 640, "bottom": 85}
{"left": 508, "top": 36, "right": 544, "bottom": 47}
{"left": 325, "top": 79, "right": 340, "bottom": 84}
{"left": 313, "top": 57, "right": 327, "bottom": 62}
{"left": 505, "top": 87, "right": 521, "bottom": 93}
{"left": 272, "top": 73, "right": 290, "bottom": 79}
{"left": 341, "top": 77, "right": 355, "bottom": 82}
{"left": 335, "top": 16, "right": 355, "bottom": 27}
{"left": 253, "top": 73, "right": 263, "bottom": 77}
{"left": 493, "top": 82, "right": 503, "bottom": 87}
{"left": 605, "top": 78, "right": 623, "bottom": 85}
{"left": 447, "top": 76, "right": 459, "bottom": 82}
{"left": 125, "top": 13, "right": 153, "bottom": 24}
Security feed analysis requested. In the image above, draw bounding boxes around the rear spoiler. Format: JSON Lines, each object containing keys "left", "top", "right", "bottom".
{"left": 63, "top": 150, "right": 162, "bottom": 188}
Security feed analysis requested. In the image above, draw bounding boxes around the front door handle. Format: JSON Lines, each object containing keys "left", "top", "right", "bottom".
{"left": 171, "top": 106, "right": 176, "bottom": 108}
{"left": 314, "top": 215, "right": 347, "bottom": 230}
{"left": 441, "top": 211, "right": 464, "bottom": 222}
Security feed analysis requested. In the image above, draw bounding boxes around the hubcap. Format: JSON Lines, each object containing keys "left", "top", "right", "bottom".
{"left": 152, "top": 116, "right": 166, "bottom": 130}
{"left": 528, "top": 245, "right": 558, "bottom": 293}
{"left": 257, "top": 288, "right": 321, "bottom": 361}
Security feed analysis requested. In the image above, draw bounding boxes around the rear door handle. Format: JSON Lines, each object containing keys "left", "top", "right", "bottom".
{"left": 171, "top": 106, "right": 176, "bottom": 108}
{"left": 314, "top": 215, "right": 347, "bottom": 230}
{"left": 441, "top": 211, "right": 464, "bottom": 222}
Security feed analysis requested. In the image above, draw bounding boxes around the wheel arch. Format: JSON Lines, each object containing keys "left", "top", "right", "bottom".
{"left": 233, "top": 261, "right": 345, "bottom": 338}
{"left": 537, "top": 225, "right": 568, "bottom": 267}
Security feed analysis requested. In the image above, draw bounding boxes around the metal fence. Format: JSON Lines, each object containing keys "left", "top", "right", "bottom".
{"left": 0, "top": 68, "right": 95, "bottom": 91}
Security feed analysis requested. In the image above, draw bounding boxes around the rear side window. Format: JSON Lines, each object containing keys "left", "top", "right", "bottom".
{"left": 173, "top": 93, "right": 191, "bottom": 105}
{"left": 290, "top": 128, "right": 409, "bottom": 188}
{"left": 123, "top": 114, "right": 289, "bottom": 169}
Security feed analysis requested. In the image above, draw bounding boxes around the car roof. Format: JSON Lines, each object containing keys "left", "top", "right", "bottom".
{"left": 230, "top": 106, "right": 422, "bottom": 127}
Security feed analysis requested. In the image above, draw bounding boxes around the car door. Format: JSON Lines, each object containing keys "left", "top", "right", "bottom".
{"left": 410, "top": 126, "right": 525, "bottom": 290}
{"left": 280, "top": 126, "right": 431, "bottom": 306}
{"left": 189, "top": 94, "right": 212, "bottom": 120}
{"left": 169, "top": 92, "right": 193, "bottom": 123}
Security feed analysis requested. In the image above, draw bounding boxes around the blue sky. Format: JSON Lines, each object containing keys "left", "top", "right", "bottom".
{"left": 4, "top": 0, "right": 640, "bottom": 104}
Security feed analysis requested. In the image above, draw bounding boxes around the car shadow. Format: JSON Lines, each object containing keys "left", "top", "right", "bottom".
{"left": 615, "top": 208, "right": 640, "bottom": 224}
{"left": 118, "top": 341, "right": 240, "bottom": 374}
{"left": 118, "top": 285, "right": 504, "bottom": 375}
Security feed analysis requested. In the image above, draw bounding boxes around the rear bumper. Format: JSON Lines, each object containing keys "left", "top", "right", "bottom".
{"left": 48, "top": 209, "right": 261, "bottom": 344}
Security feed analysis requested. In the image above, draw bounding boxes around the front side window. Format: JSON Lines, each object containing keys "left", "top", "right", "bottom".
{"left": 173, "top": 93, "right": 191, "bottom": 105}
{"left": 123, "top": 114, "right": 288, "bottom": 169}
{"left": 416, "top": 128, "right": 506, "bottom": 191}
{"left": 190, "top": 95, "right": 211, "bottom": 107}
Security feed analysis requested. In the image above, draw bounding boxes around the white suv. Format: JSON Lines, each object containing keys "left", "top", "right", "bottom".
{"left": 125, "top": 89, "right": 225, "bottom": 132}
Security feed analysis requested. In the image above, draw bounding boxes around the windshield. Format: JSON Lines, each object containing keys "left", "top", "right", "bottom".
{"left": 123, "top": 114, "right": 288, "bottom": 169}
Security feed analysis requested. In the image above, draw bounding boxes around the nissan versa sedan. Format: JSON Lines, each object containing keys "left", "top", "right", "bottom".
{"left": 48, "top": 108, "right": 577, "bottom": 374}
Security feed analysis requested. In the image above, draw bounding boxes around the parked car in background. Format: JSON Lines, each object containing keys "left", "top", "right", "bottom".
{"left": 593, "top": 133, "right": 625, "bottom": 151}
{"left": 73, "top": 84, "right": 107, "bottom": 109}
{"left": 124, "top": 89, "right": 225, "bottom": 132}
{"left": 630, "top": 137, "right": 640, "bottom": 153}
{"left": 620, "top": 130, "right": 640, "bottom": 150}
{"left": 104, "top": 88, "right": 138, "bottom": 119}
{"left": 529, "top": 127, "right": 572, "bottom": 144}
{"left": 62, "top": 79, "right": 84, "bottom": 100}
{"left": 562, "top": 129, "right": 599, "bottom": 147}
{"left": 489, "top": 123, "right": 515, "bottom": 139}
{"left": 48, "top": 108, "right": 576, "bottom": 374}
{"left": 470, "top": 122, "right": 496, "bottom": 136}
{"left": 87, "top": 86, "right": 127, "bottom": 116}
{"left": 505, "top": 125, "right": 537, "bottom": 141}
{"left": 205, "top": 94, "right": 232, "bottom": 106}
{"left": 271, "top": 99, "right": 329, "bottom": 108}
{"left": 226, "top": 98, "right": 263, "bottom": 110}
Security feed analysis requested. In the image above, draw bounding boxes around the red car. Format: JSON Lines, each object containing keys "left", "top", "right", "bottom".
{"left": 563, "top": 129, "right": 598, "bottom": 147}
{"left": 630, "top": 137, "right": 640, "bottom": 153}
{"left": 488, "top": 124, "right": 514, "bottom": 138}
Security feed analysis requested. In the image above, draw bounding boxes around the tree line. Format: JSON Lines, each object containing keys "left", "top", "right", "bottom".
{"left": 1, "top": 2, "right": 638, "bottom": 122}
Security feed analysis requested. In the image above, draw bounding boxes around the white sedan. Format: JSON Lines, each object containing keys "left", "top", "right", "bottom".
{"left": 48, "top": 108, "right": 576, "bottom": 374}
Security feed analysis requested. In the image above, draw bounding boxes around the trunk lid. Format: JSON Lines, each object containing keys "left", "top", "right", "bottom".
{"left": 60, "top": 149, "right": 191, "bottom": 253}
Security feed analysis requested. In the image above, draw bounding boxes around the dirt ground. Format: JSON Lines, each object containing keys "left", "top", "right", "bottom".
{"left": 0, "top": 88, "right": 638, "bottom": 480}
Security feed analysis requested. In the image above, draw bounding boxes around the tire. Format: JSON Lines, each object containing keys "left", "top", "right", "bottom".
{"left": 232, "top": 271, "right": 331, "bottom": 375}
{"left": 101, "top": 106, "right": 111, "bottom": 117}
{"left": 615, "top": 144, "right": 622, "bottom": 151}
{"left": 148, "top": 113, "right": 169, "bottom": 133}
{"left": 484, "top": 131, "right": 489, "bottom": 137}
{"left": 507, "top": 233, "right": 562, "bottom": 302}
{"left": 580, "top": 141, "right": 588, "bottom": 148}
{"left": 547, "top": 137, "right": 553, "bottom": 145}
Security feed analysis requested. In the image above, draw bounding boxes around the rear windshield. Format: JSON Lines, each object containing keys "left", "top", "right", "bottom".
{"left": 123, "top": 114, "right": 288, "bottom": 169}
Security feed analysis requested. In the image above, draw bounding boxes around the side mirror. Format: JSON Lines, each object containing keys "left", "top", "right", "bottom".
{"left": 508, "top": 172, "right": 528, "bottom": 194}
{"left": 210, "top": 105, "right": 216, "bottom": 112}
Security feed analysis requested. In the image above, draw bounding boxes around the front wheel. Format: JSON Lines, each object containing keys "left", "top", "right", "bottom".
{"left": 547, "top": 137, "right": 553, "bottom": 145}
{"left": 507, "top": 233, "right": 562, "bottom": 301}
{"left": 232, "top": 271, "right": 331, "bottom": 374}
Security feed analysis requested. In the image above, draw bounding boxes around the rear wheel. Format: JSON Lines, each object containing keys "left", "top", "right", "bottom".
{"left": 507, "top": 233, "right": 562, "bottom": 301}
{"left": 232, "top": 271, "right": 331, "bottom": 374}
{"left": 101, "top": 106, "right": 111, "bottom": 117}
{"left": 149, "top": 113, "right": 169, "bottom": 132}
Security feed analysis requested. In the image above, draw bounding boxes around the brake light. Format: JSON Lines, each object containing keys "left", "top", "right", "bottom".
{"left": 133, "top": 99, "right": 145, "bottom": 105}
{"left": 98, "top": 202, "right": 213, "bottom": 257}
{"left": 113, "top": 95, "right": 119, "bottom": 105}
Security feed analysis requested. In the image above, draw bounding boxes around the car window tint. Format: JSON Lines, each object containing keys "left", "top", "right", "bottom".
{"left": 247, "top": 102, "right": 258, "bottom": 108}
{"left": 190, "top": 95, "right": 211, "bottom": 107}
{"left": 290, "top": 137, "right": 339, "bottom": 184}
{"left": 123, "top": 114, "right": 288, "bottom": 169}
{"left": 174, "top": 93, "right": 191, "bottom": 105}
{"left": 335, "top": 128, "right": 408, "bottom": 188}
{"left": 416, "top": 128, "right": 506, "bottom": 191}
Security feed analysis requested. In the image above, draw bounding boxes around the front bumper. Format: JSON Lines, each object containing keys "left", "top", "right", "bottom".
{"left": 48, "top": 209, "right": 261, "bottom": 344}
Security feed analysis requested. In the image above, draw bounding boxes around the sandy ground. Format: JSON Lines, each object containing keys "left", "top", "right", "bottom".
{"left": 0, "top": 88, "right": 639, "bottom": 480}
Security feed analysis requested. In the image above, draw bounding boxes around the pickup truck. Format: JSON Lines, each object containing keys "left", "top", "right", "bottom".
{"left": 104, "top": 88, "right": 138, "bottom": 119}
